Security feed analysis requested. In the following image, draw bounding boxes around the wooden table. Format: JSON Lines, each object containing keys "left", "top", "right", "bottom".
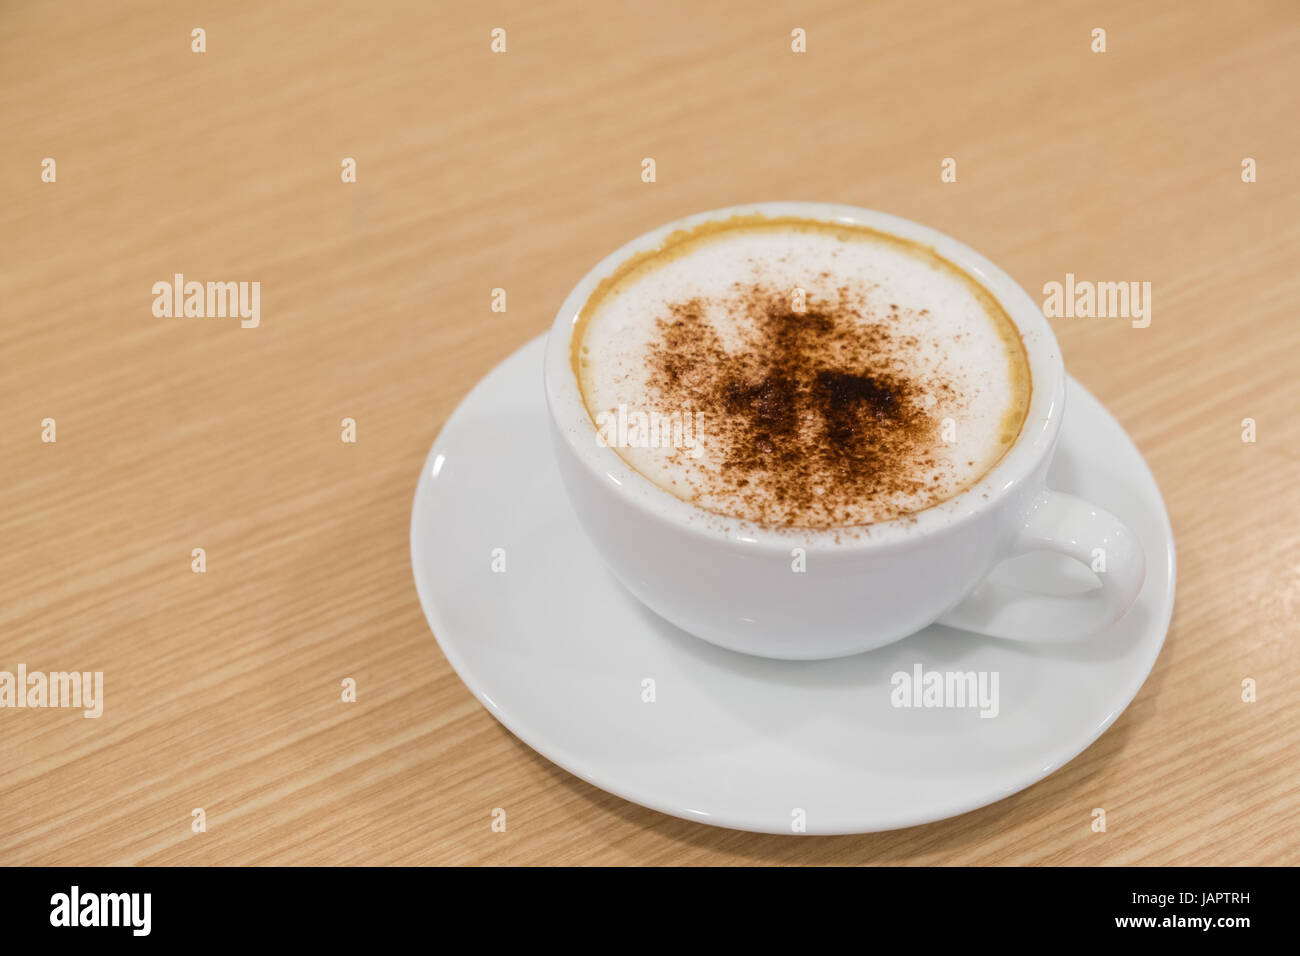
{"left": 2, "top": 0, "right": 1296, "bottom": 866}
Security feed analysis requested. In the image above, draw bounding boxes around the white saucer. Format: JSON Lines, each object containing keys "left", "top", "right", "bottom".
{"left": 410, "top": 335, "right": 1176, "bottom": 835}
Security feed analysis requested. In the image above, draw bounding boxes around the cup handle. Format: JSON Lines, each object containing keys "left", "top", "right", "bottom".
{"left": 936, "top": 489, "right": 1146, "bottom": 642}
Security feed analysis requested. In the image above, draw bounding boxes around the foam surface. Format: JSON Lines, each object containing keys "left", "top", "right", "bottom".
{"left": 576, "top": 219, "right": 1030, "bottom": 528}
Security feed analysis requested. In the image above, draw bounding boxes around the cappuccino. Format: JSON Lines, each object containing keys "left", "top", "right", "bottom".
{"left": 573, "top": 216, "right": 1031, "bottom": 529}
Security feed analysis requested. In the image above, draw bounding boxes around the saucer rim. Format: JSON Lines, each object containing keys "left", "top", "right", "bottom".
{"left": 410, "top": 334, "right": 1176, "bottom": 835}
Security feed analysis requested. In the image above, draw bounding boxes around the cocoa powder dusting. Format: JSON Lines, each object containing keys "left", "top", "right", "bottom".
{"left": 645, "top": 285, "right": 959, "bottom": 528}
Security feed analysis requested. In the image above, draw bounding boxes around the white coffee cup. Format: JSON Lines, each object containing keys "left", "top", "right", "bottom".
{"left": 544, "top": 202, "right": 1145, "bottom": 660}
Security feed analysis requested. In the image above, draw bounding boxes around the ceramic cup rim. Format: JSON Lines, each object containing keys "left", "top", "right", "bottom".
{"left": 543, "top": 201, "right": 1065, "bottom": 553}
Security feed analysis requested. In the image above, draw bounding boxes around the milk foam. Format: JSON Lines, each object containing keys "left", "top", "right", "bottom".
{"left": 576, "top": 220, "right": 1030, "bottom": 528}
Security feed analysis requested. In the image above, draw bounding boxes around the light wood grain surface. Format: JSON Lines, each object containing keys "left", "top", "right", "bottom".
{"left": 2, "top": 0, "right": 1297, "bottom": 866}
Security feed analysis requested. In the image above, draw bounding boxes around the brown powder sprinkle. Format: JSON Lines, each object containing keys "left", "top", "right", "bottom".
{"left": 644, "top": 284, "right": 963, "bottom": 528}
